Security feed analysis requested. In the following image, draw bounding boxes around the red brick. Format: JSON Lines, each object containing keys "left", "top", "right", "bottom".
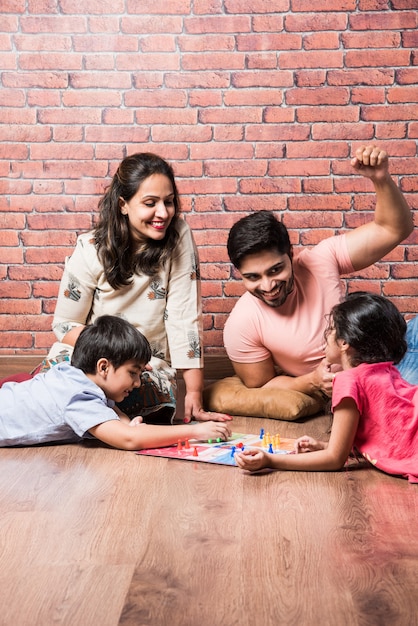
{"left": 312, "top": 123, "right": 374, "bottom": 140}
{"left": 396, "top": 68, "right": 418, "bottom": 85}
{"left": 328, "top": 69, "right": 394, "bottom": 85}
{"left": 236, "top": 34, "right": 301, "bottom": 51}
{"left": 292, "top": 0, "right": 355, "bottom": 8}
{"left": 349, "top": 12, "right": 417, "bottom": 31}
{"left": 0, "top": 333, "right": 34, "bottom": 350}
{"left": 224, "top": 196, "right": 287, "bottom": 212}
{"left": 280, "top": 50, "right": 344, "bottom": 69}
{"left": 295, "top": 70, "right": 327, "bottom": 87}
{"left": 351, "top": 88, "right": 385, "bottom": 104}
{"left": 232, "top": 70, "right": 293, "bottom": 88}
{"left": 189, "top": 90, "right": 223, "bottom": 107}
{"left": 362, "top": 104, "right": 418, "bottom": 121}
{"left": 346, "top": 50, "right": 410, "bottom": 68}
{"left": 341, "top": 31, "right": 401, "bottom": 48}
{"left": 239, "top": 178, "right": 301, "bottom": 194}
{"left": 122, "top": 16, "right": 183, "bottom": 34}
{"left": 285, "top": 14, "right": 347, "bottom": 32}
{"left": 200, "top": 108, "right": 261, "bottom": 124}
{"left": 303, "top": 33, "right": 340, "bottom": 50}
{"left": 246, "top": 54, "right": 278, "bottom": 70}
{"left": 183, "top": 52, "right": 245, "bottom": 71}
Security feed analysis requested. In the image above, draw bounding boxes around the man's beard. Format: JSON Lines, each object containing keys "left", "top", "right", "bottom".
{"left": 253, "top": 275, "right": 294, "bottom": 308}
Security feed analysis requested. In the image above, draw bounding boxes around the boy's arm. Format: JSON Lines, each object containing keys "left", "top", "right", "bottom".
{"left": 112, "top": 405, "right": 132, "bottom": 424}
{"left": 88, "top": 419, "right": 231, "bottom": 451}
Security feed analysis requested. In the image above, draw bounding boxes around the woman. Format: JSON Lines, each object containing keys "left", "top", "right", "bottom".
{"left": 41, "top": 152, "right": 230, "bottom": 425}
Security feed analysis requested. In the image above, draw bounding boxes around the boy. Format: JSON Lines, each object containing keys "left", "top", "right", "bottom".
{"left": 0, "top": 316, "right": 231, "bottom": 449}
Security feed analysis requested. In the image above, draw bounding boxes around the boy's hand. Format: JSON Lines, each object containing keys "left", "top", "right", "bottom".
{"left": 129, "top": 415, "right": 144, "bottom": 426}
{"left": 193, "top": 421, "right": 231, "bottom": 442}
{"left": 234, "top": 448, "right": 270, "bottom": 472}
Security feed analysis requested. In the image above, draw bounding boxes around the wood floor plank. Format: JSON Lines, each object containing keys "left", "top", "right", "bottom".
{"left": 0, "top": 370, "right": 417, "bottom": 625}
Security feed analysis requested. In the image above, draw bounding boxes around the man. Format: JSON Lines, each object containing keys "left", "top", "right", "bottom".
{"left": 224, "top": 145, "right": 415, "bottom": 399}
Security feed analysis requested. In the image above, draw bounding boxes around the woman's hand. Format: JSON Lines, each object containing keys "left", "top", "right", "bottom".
{"left": 184, "top": 392, "right": 233, "bottom": 423}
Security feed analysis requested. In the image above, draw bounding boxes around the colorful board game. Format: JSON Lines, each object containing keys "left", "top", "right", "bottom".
{"left": 136, "top": 429, "right": 296, "bottom": 467}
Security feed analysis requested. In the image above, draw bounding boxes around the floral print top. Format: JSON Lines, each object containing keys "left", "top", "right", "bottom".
{"left": 52, "top": 217, "right": 203, "bottom": 371}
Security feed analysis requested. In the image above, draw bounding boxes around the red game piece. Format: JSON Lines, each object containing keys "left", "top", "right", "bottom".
{"left": 177, "top": 439, "right": 182, "bottom": 451}
{"left": 193, "top": 446, "right": 198, "bottom": 457}
{"left": 184, "top": 439, "right": 190, "bottom": 449}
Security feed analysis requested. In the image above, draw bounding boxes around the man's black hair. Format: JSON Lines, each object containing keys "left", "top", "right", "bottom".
{"left": 227, "top": 211, "right": 292, "bottom": 269}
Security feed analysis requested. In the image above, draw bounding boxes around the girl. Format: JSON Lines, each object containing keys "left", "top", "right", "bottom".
{"left": 235, "top": 292, "right": 418, "bottom": 483}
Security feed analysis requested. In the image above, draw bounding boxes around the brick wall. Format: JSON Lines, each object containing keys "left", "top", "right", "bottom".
{"left": 1, "top": 0, "right": 417, "bottom": 355}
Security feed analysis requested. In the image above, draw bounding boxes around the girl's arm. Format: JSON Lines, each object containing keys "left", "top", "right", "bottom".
{"left": 235, "top": 397, "right": 360, "bottom": 472}
{"left": 88, "top": 418, "right": 232, "bottom": 451}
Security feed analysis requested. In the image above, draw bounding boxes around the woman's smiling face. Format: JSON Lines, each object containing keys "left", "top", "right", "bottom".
{"left": 119, "top": 173, "right": 176, "bottom": 245}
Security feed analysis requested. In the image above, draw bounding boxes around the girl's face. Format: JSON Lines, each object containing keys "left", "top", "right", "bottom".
{"left": 119, "top": 173, "right": 176, "bottom": 245}
{"left": 324, "top": 325, "right": 343, "bottom": 366}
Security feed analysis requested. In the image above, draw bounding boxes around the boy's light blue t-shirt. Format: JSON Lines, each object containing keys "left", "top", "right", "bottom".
{"left": 0, "top": 362, "right": 118, "bottom": 446}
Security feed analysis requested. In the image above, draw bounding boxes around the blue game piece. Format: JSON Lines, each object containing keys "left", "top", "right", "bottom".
{"left": 259, "top": 428, "right": 265, "bottom": 439}
{"left": 268, "top": 443, "right": 273, "bottom": 453}
{"left": 230, "top": 445, "right": 236, "bottom": 457}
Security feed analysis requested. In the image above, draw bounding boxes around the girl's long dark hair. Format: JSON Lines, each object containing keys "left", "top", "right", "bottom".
{"left": 94, "top": 153, "right": 181, "bottom": 289}
{"left": 330, "top": 292, "right": 407, "bottom": 366}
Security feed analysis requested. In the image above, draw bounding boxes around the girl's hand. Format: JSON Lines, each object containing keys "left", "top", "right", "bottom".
{"left": 234, "top": 448, "right": 270, "bottom": 472}
{"left": 192, "top": 421, "right": 231, "bottom": 442}
{"left": 294, "top": 436, "right": 326, "bottom": 454}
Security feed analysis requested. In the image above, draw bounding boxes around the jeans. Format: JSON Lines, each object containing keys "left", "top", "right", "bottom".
{"left": 396, "top": 315, "right": 418, "bottom": 385}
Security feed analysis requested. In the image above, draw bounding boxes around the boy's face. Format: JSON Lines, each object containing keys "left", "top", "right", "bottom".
{"left": 102, "top": 360, "right": 145, "bottom": 403}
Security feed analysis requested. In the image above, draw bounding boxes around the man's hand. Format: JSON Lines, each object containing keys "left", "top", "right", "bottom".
{"left": 350, "top": 145, "right": 389, "bottom": 182}
{"left": 311, "top": 358, "right": 336, "bottom": 397}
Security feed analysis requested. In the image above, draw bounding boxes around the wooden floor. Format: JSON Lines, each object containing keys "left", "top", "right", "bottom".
{"left": 0, "top": 358, "right": 417, "bottom": 625}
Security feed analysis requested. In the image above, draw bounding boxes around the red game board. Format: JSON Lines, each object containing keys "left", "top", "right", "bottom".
{"left": 136, "top": 431, "right": 296, "bottom": 467}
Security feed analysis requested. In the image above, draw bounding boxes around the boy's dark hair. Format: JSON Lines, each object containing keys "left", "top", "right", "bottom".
{"left": 227, "top": 210, "right": 292, "bottom": 269}
{"left": 71, "top": 315, "right": 152, "bottom": 374}
{"left": 330, "top": 292, "right": 407, "bottom": 366}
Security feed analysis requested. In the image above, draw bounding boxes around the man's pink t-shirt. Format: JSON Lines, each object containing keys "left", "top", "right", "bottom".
{"left": 332, "top": 362, "right": 418, "bottom": 484}
{"left": 224, "top": 235, "right": 354, "bottom": 376}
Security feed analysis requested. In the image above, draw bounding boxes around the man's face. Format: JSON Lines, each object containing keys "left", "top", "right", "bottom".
{"left": 238, "top": 249, "right": 294, "bottom": 308}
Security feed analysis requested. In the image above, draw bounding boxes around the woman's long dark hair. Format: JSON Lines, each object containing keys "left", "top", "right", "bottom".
{"left": 94, "top": 153, "right": 181, "bottom": 289}
{"left": 330, "top": 292, "right": 407, "bottom": 366}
